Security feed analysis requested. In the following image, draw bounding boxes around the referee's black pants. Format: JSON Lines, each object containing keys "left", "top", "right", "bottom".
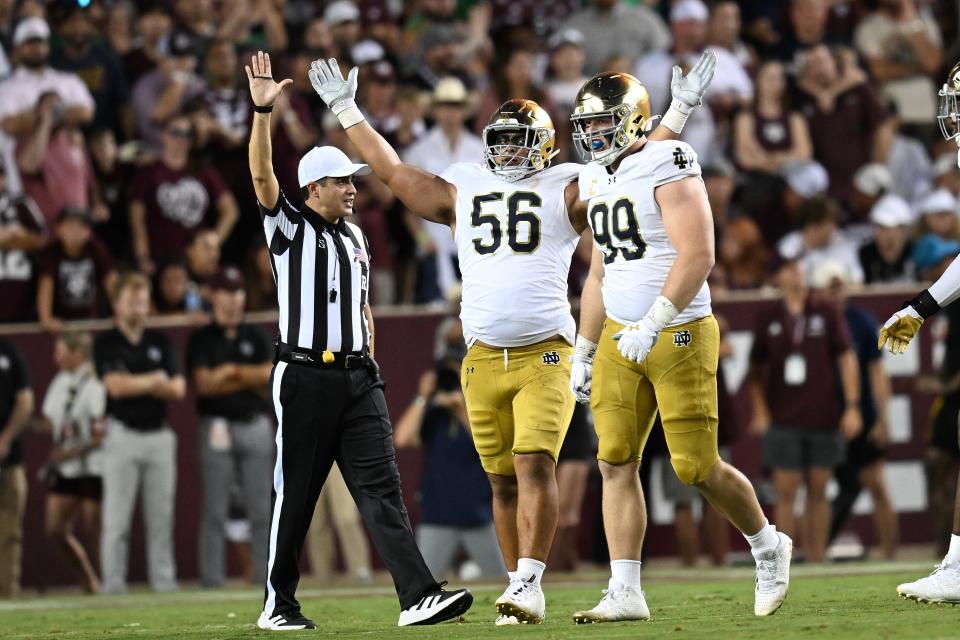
{"left": 262, "top": 359, "right": 439, "bottom": 617}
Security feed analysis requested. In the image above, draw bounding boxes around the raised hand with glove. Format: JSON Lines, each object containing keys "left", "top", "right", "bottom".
{"left": 308, "top": 57, "right": 365, "bottom": 128}
{"left": 661, "top": 49, "right": 717, "bottom": 134}
{"left": 612, "top": 296, "right": 680, "bottom": 365}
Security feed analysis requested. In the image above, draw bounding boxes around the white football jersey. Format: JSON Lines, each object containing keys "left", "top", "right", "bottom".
{"left": 579, "top": 139, "right": 712, "bottom": 326}
{"left": 441, "top": 162, "right": 582, "bottom": 347}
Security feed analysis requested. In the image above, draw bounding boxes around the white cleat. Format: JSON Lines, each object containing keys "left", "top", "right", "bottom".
{"left": 494, "top": 614, "right": 519, "bottom": 625}
{"left": 572, "top": 580, "right": 650, "bottom": 624}
{"left": 494, "top": 579, "right": 545, "bottom": 624}
{"left": 754, "top": 532, "right": 793, "bottom": 616}
{"left": 897, "top": 561, "right": 960, "bottom": 604}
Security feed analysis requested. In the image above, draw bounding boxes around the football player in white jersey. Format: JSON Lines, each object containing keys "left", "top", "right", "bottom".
{"left": 880, "top": 61, "right": 960, "bottom": 605}
{"left": 567, "top": 71, "right": 792, "bottom": 622}
{"left": 308, "top": 54, "right": 715, "bottom": 624}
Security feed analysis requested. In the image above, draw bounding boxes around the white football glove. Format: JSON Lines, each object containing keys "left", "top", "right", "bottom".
{"left": 309, "top": 58, "right": 361, "bottom": 124}
{"left": 570, "top": 336, "right": 598, "bottom": 404}
{"left": 878, "top": 305, "right": 924, "bottom": 354}
{"left": 613, "top": 318, "right": 659, "bottom": 364}
{"left": 671, "top": 49, "right": 717, "bottom": 109}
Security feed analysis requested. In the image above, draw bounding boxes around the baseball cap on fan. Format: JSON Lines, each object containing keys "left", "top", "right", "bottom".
{"left": 298, "top": 146, "right": 370, "bottom": 187}
{"left": 13, "top": 16, "right": 50, "bottom": 46}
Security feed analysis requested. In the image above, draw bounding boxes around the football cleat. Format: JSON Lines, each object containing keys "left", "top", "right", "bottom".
{"left": 495, "top": 614, "right": 519, "bottom": 625}
{"left": 397, "top": 585, "right": 473, "bottom": 626}
{"left": 256, "top": 610, "right": 316, "bottom": 631}
{"left": 572, "top": 579, "right": 650, "bottom": 624}
{"left": 897, "top": 561, "right": 960, "bottom": 604}
{"left": 754, "top": 532, "right": 793, "bottom": 616}
{"left": 495, "top": 578, "right": 545, "bottom": 624}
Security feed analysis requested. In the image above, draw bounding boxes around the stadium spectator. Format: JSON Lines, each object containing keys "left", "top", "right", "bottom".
{"left": 748, "top": 158, "right": 827, "bottom": 249}
{"left": 88, "top": 128, "right": 132, "bottom": 262}
{"left": 748, "top": 254, "right": 861, "bottom": 563}
{"left": 884, "top": 102, "right": 933, "bottom": 204}
{"left": 95, "top": 272, "right": 185, "bottom": 594}
{"left": 794, "top": 44, "right": 894, "bottom": 203}
{"left": 0, "top": 157, "right": 45, "bottom": 323}
{"left": 36, "top": 206, "right": 116, "bottom": 332}
{"left": 408, "top": 22, "right": 470, "bottom": 91}
{"left": 129, "top": 115, "right": 237, "bottom": 273}
{"left": 702, "top": 157, "right": 740, "bottom": 228}
{"left": 49, "top": 3, "right": 130, "bottom": 136}
{"left": 325, "top": 1, "right": 362, "bottom": 64}
{"left": 242, "top": 241, "right": 277, "bottom": 313}
{"left": 38, "top": 330, "right": 106, "bottom": 593}
{"left": 848, "top": 163, "right": 895, "bottom": 238}
{"left": 717, "top": 217, "right": 769, "bottom": 291}
{"left": 185, "top": 228, "right": 222, "bottom": 289}
{"left": 544, "top": 28, "right": 588, "bottom": 118}
{"left": 859, "top": 194, "right": 917, "bottom": 284}
{"left": 394, "top": 358, "right": 505, "bottom": 581}
{"left": 230, "top": 0, "right": 288, "bottom": 53}
{"left": 130, "top": 30, "right": 206, "bottom": 149}
{"left": 359, "top": 59, "right": 401, "bottom": 136}
{"left": 912, "top": 189, "right": 960, "bottom": 280}
{"left": 474, "top": 45, "right": 557, "bottom": 134}
{"left": 812, "top": 262, "right": 898, "bottom": 560}
{"left": 707, "top": 0, "right": 755, "bottom": 73}
{"left": 121, "top": 3, "right": 173, "bottom": 85}
{"left": 480, "top": 0, "right": 578, "bottom": 41}
{"left": 558, "top": 0, "right": 670, "bottom": 76}
{"left": 778, "top": 194, "right": 864, "bottom": 284}
{"left": 853, "top": 0, "right": 942, "bottom": 133}
{"left": 733, "top": 60, "right": 812, "bottom": 175}
{"left": 187, "top": 266, "right": 274, "bottom": 588}
{"left": 773, "top": 0, "right": 840, "bottom": 64}
{"left": 306, "top": 464, "right": 372, "bottom": 584}
{"left": 0, "top": 337, "right": 33, "bottom": 597}
{"left": 154, "top": 258, "right": 203, "bottom": 314}
{"left": 932, "top": 153, "right": 960, "bottom": 196}
{"left": 403, "top": 77, "right": 480, "bottom": 304}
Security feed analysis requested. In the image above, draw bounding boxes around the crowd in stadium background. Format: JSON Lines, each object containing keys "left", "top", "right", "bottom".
{"left": 1, "top": 0, "right": 960, "bottom": 597}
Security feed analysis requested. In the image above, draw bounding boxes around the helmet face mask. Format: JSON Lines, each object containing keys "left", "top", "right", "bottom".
{"left": 571, "top": 72, "right": 653, "bottom": 166}
{"left": 482, "top": 99, "right": 558, "bottom": 182}
{"left": 939, "top": 62, "right": 960, "bottom": 143}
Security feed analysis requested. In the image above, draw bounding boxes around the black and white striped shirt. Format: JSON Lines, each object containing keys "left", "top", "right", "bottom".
{"left": 260, "top": 190, "right": 370, "bottom": 353}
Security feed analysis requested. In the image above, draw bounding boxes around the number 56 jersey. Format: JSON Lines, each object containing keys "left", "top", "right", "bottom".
{"left": 441, "top": 162, "right": 582, "bottom": 347}
{"left": 579, "top": 139, "right": 711, "bottom": 327}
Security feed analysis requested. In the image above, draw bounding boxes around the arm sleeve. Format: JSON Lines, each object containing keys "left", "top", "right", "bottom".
{"left": 928, "top": 253, "right": 960, "bottom": 307}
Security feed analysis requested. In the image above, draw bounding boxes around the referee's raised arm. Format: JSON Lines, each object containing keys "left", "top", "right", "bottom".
{"left": 246, "top": 51, "right": 292, "bottom": 210}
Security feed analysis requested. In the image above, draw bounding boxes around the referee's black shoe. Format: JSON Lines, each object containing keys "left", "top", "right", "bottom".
{"left": 257, "top": 609, "right": 316, "bottom": 631}
{"left": 397, "top": 583, "right": 474, "bottom": 626}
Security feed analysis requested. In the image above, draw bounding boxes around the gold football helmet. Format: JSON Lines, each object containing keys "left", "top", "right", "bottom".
{"left": 571, "top": 71, "right": 653, "bottom": 166}
{"left": 938, "top": 61, "right": 960, "bottom": 143}
{"left": 482, "top": 99, "right": 558, "bottom": 181}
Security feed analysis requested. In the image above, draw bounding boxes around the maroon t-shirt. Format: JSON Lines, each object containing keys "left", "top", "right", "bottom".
{"left": 38, "top": 236, "right": 114, "bottom": 319}
{"left": 749, "top": 295, "right": 853, "bottom": 430}
{"left": 796, "top": 83, "right": 888, "bottom": 203}
{"left": 131, "top": 160, "right": 227, "bottom": 264}
{"left": 0, "top": 192, "right": 45, "bottom": 322}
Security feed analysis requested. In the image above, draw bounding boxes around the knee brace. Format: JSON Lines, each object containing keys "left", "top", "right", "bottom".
{"left": 670, "top": 454, "right": 718, "bottom": 485}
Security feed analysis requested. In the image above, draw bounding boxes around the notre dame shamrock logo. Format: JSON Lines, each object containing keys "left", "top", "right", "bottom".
{"left": 673, "top": 330, "right": 692, "bottom": 348}
{"left": 542, "top": 351, "right": 561, "bottom": 365}
{"left": 672, "top": 146, "right": 694, "bottom": 169}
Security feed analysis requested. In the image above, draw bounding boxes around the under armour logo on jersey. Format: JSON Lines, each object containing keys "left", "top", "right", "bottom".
{"left": 542, "top": 351, "right": 561, "bottom": 365}
{"left": 673, "top": 330, "right": 692, "bottom": 348}
{"left": 607, "top": 176, "right": 616, "bottom": 184}
{"left": 673, "top": 147, "right": 694, "bottom": 169}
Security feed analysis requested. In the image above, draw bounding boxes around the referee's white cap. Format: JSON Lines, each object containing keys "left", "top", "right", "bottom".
{"left": 298, "top": 146, "right": 370, "bottom": 187}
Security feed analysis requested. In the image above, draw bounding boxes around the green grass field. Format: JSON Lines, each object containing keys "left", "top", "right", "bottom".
{"left": 1, "top": 563, "right": 958, "bottom": 639}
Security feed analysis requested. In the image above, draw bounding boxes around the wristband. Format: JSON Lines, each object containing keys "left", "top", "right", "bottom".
{"left": 332, "top": 99, "right": 365, "bottom": 129}
{"left": 905, "top": 289, "right": 940, "bottom": 319}
{"left": 573, "top": 335, "right": 598, "bottom": 364}
{"left": 643, "top": 295, "right": 681, "bottom": 331}
{"left": 660, "top": 99, "right": 693, "bottom": 134}
{"left": 253, "top": 104, "right": 274, "bottom": 114}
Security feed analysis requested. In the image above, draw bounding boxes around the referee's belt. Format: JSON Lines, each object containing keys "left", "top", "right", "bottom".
{"left": 276, "top": 342, "right": 369, "bottom": 369}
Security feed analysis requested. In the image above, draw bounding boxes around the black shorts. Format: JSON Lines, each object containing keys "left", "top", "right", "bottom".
{"left": 49, "top": 475, "right": 103, "bottom": 500}
{"left": 929, "top": 396, "right": 960, "bottom": 457}
{"left": 843, "top": 421, "right": 886, "bottom": 468}
{"left": 762, "top": 425, "right": 845, "bottom": 471}
{"left": 559, "top": 403, "right": 595, "bottom": 462}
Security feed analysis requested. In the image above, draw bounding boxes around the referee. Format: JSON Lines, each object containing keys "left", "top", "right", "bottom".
{"left": 246, "top": 51, "right": 472, "bottom": 631}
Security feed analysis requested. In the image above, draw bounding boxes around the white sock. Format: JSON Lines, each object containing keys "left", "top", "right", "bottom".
{"left": 744, "top": 520, "right": 780, "bottom": 555}
{"left": 946, "top": 534, "right": 960, "bottom": 565}
{"left": 516, "top": 558, "right": 546, "bottom": 586}
{"left": 610, "top": 559, "right": 642, "bottom": 589}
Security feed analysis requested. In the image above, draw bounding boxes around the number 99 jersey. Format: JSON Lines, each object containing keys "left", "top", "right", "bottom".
{"left": 442, "top": 162, "right": 582, "bottom": 347}
{"left": 579, "top": 139, "right": 712, "bottom": 326}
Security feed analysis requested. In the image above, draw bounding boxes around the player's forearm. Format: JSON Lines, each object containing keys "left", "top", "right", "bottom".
{"left": 345, "top": 121, "right": 403, "bottom": 184}
{"left": 249, "top": 112, "right": 279, "bottom": 208}
{"left": 660, "top": 249, "right": 714, "bottom": 312}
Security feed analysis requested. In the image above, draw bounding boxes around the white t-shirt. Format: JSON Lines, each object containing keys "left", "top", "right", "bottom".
{"left": 442, "top": 162, "right": 581, "bottom": 347}
{"left": 0, "top": 66, "right": 95, "bottom": 121}
{"left": 580, "top": 139, "right": 711, "bottom": 326}
{"left": 42, "top": 363, "right": 107, "bottom": 478}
